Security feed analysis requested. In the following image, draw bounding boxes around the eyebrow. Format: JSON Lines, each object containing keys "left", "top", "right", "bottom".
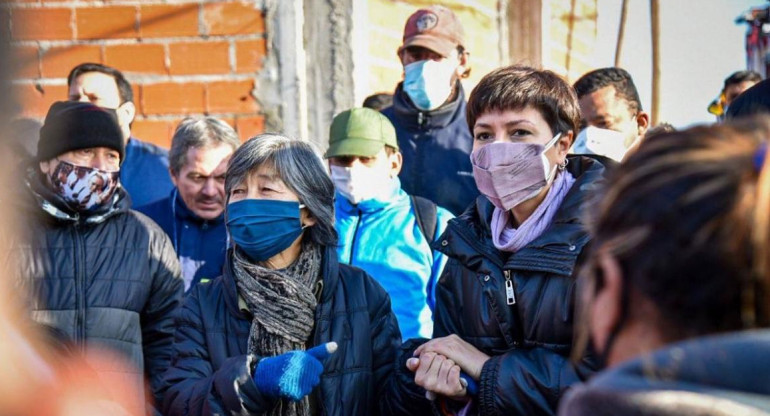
{"left": 474, "top": 119, "right": 537, "bottom": 129}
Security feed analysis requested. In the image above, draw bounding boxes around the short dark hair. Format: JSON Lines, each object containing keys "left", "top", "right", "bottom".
{"left": 362, "top": 93, "right": 393, "bottom": 111}
{"left": 573, "top": 67, "right": 642, "bottom": 113}
{"left": 466, "top": 65, "right": 580, "bottom": 137}
{"left": 67, "top": 63, "right": 134, "bottom": 104}
{"left": 724, "top": 70, "right": 762, "bottom": 91}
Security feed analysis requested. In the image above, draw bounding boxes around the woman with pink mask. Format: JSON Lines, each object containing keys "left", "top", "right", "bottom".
{"left": 391, "top": 65, "right": 610, "bottom": 416}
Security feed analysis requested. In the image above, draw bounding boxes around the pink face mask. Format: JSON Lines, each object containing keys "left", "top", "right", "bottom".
{"left": 470, "top": 133, "right": 561, "bottom": 211}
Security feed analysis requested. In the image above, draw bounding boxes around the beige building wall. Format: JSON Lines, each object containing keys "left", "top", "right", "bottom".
{"left": 351, "top": 0, "right": 506, "bottom": 106}
{"left": 543, "top": 0, "right": 599, "bottom": 83}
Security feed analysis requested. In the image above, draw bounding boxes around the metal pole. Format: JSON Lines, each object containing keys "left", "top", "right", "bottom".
{"left": 650, "top": 0, "right": 661, "bottom": 125}
{"left": 615, "top": 0, "right": 629, "bottom": 67}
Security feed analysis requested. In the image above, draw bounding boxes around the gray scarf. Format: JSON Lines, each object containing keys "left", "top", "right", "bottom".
{"left": 233, "top": 243, "right": 322, "bottom": 416}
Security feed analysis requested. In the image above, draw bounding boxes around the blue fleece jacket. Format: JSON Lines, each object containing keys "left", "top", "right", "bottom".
{"left": 334, "top": 178, "right": 453, "bottom": 339}
{"left": 137, "top": 189, "right": 227, "bottom": 292}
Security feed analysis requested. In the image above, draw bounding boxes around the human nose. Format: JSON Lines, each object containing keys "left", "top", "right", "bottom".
{"left": 201, "top": 178, "right": 219, "bottom": 196}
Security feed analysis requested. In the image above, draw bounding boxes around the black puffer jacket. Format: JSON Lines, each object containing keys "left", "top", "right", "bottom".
{"left": 161, "top": 246, "right": 427, "bottom": 416}
{"left": 11, "top": 169, "right": 184, "bottom": 413}
{"left": 397, "top": 156, "right": 607, "bottom": 416}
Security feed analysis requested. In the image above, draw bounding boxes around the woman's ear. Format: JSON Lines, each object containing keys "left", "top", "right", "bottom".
{"left": 590, "top": 251, "right": 624, "bottom": 356}
{"left": 558, "top": 130, "right": 574, "bottom": 157}
{"left": 300, "top": 206, "right": 317, "bottom": 228}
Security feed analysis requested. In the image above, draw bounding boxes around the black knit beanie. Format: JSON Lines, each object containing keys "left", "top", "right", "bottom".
{"left": 37, "top": 101, "right": 125, "bottom": 164}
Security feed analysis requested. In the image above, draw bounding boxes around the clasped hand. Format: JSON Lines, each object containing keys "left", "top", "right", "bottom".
{"left": 406, "top": 334, "right": 489, "bottom": 399}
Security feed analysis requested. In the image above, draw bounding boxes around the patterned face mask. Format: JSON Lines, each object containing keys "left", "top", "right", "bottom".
{"left": 49, "top": 159, "right": 120, "bottom": 212}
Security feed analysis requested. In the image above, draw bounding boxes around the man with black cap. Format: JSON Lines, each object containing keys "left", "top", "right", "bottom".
{"left": 326, "top": 107, "right": 454, "bottom": 339}
{"left": 381, "top": 4, "right": 478, "bottom": 216}
{"left": 12, "top": 101, "right": 183, "bottom": 414}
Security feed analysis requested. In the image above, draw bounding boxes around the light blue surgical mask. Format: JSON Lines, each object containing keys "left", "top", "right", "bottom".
{"left": 403, "top": 59, "right": 456, "bottom": 111}
{"left": 226, "top": 199, "right": 306, "bottom": 262}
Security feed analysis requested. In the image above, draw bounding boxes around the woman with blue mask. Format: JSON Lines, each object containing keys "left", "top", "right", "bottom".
{"left": 161, "top": 134, "right": 418, "bottom": 416}
{"left": 391, "top": 66, "right": 611, "bottom": 416}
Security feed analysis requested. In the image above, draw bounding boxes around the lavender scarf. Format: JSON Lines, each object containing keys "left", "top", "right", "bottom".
{"left": 491, "top": 170, "right": 576, "bottom": 253}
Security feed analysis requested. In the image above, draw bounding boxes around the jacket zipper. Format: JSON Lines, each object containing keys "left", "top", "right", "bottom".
{"left": 347, "top": 208, "right": 362, "bottom": 264}
{"left": 73, "top": 224, "right": 87, "bottom": 351}
{"left": 504, "top": 270, "right": 516, "bottom": 305}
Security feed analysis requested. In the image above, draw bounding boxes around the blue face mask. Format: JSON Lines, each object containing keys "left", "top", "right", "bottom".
{"left": 402, "top": 59, "right": 456, "bottom": 111}
{"left": 226, "top": 199, "right": 306, "bottom": 262}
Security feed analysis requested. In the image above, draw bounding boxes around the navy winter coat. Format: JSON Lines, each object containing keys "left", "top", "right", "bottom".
{"left": 12, "top": 168, "right": 184, "bottom": 413}
{"left": 393, "top": 156, "right": 608, "bottom": 416}
{"left": 161, "top": 245, "right": 427, "bottom": 416}
{"left": 122, "top": 137, "right": 174, "bottom": 207}
{"left": 559, "top": 330, "right": 770, "bottom": 415}
{"left": 382, "top": 83, "right": 479, "bottom": 216}
{"left": 137, "top": 189, "right": 227, "bottom": 292}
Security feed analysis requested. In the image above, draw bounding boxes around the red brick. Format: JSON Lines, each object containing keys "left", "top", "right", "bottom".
{"left": 140, "top": 4, "right": 199, "bottom": 38}
{"left": 203, "top": 2, "right": 264, "bottom": 36}
{"left": 11, "top": 83, "right": 69, "bottom": 118}
{"left": 235, "top": 39, "right": 266, "bottom": 73}
{"left": 141, "top": 82, "right": 206, "bottom": 115}
{"left": 207, "top": 80, "right": 258, "bottom": 114}
{"left": 131, "top": 119, "right": 174, "bottom": 148}
{"left": 12, "top": 8, "right": 72, "bottom": 40}
{"left": 235, "top": 115, "right": 264, "bottom": 141}
{"left": 76, "top": 6, "right": 137, "bottom": 39}
{"left": 11, "top": 45, "right": 40, "bottom": 78}
{"left": 168, "top": 41, "right": 230, "bottom": 75}
{"left": 105, "top": 44, "right": 166, "bottom": 75}
{"left": 41, "top": 44, "right": 102, "bottom": 78}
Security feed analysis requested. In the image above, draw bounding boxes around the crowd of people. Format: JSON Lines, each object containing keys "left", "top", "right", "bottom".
{"left": 3, "top": 3, "right": 770, "bottom": 416}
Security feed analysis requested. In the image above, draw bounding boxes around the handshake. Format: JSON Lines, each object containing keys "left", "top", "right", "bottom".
{"left": 253, "top": 342, "right": 337, "bottom": 401}
{"left": 406, "top": 335, "right": 488, "bottom": 400}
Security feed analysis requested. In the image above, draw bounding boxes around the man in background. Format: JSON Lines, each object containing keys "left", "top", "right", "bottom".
{"left": 68, "top": 63, "right": 174, "bottom": 206}
{"left": 573, "top": 67, "right": 650, "bottom": 161}
{"left": 138, "top": 117, "right": 238, "bottom": 292}
{"left": 382, "top": 5, "right": 478, "bottom": 215}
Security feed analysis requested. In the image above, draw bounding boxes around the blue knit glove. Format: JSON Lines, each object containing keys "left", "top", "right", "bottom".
{"left": 254, "top": 342, "right": 337, "bottom": 401}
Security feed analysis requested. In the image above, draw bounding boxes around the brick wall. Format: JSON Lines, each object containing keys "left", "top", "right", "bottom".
{"left": 6, "top": 0, "right": 267, "bottom": 148}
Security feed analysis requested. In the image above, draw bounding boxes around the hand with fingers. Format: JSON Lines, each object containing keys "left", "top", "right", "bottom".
{"left": 406, "top": 351, "right": 474, "bottom": 401}
{"left": 414, "top": 334, "right": 490, "bottom": 381}
{"left": 253, "top": 342, "right": 338, "bottom": 401}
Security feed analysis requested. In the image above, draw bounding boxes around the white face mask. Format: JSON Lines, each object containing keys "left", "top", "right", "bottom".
{"left": 330, "top": 164, "right": 393, "bottom": 205}
{"left": 402, "top": 59, "right": 456, "bottom": 111}
{"left": 572, "top": 126, "right": 628, "bottom": 162}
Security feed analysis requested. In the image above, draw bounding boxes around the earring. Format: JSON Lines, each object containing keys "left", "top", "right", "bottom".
{"left": 558, "top": 159, "right": 568, "bottom": 171}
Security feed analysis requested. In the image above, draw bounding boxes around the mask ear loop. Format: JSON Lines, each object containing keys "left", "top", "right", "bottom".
{"left": 298, "top": 203, "right": 310, "bottom": 229}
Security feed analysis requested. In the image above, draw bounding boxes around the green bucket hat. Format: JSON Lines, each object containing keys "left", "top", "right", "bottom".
{"left": 325, "top": 107, "right": 399, "bottom": 158}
